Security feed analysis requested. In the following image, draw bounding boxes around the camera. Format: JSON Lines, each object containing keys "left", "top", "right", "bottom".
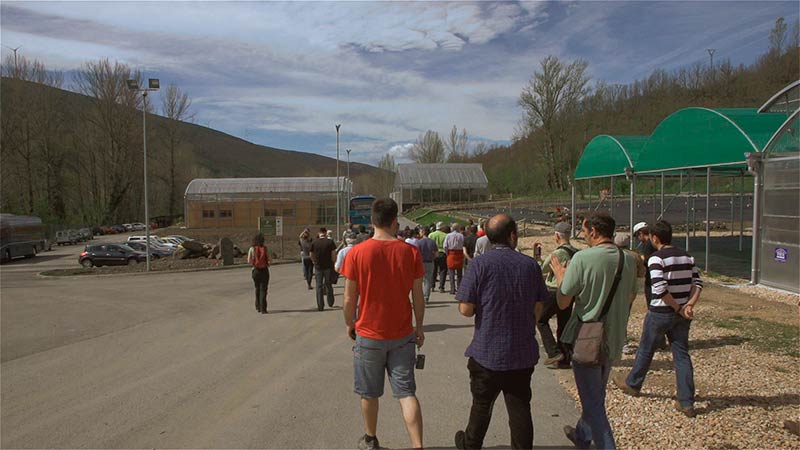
{"left": 415, "top": 354, "right": 426, "bottom": 370}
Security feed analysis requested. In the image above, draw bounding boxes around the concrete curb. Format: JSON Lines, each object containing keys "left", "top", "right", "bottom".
{"left": 37, "top": 259, "right": 298, "bottom": 279}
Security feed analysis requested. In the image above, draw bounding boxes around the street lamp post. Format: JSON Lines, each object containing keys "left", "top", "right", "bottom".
{"left": 335, "top": 124, "right": 341, "bottom": 241}
{"left": 346, "top": 148, "right": 351, "bottom": 181}
{"left": 127, "top": 77, "right": 160, "bottom": 272}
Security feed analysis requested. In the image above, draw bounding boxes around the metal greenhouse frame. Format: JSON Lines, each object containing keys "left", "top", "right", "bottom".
{"left": 572, "top": 107, "right": 789, "bottom": 284}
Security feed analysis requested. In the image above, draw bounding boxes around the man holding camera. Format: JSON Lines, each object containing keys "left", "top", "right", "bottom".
{"left": 454, "top": 214, "right": 549, "bottom": 450}
{"left": 340, "top": 198, "right": 426, "bottom": 450}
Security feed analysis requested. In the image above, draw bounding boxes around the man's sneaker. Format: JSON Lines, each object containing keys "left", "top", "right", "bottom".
{"left": 357, "top": 434, "right": 380, "bottom": 450}
{"left": 611, "top": 371, "right": 640, "bottom": 397}
{"left": 544, "top": 353, "right": 564, "bottom": 365}
{"left": 454, "top": 430, "right": 466, "bottom": 450}
{"left": 563, "top": 425, "right": 590, "bottom": 449}
{"left": 674, "top": 401, "right": 696, "bottom": 418}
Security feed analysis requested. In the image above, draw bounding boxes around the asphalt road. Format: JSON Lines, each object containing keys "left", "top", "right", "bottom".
{"left": 1, "top": 238, "right": 580, "bottom": 449}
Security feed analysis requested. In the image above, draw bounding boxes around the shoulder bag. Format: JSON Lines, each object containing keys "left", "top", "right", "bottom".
{"left": 571, "top": 248, "right": 624, "bottom": 366}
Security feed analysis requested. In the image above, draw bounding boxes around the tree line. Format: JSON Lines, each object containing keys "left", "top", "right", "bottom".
{"left": 473, "top": 17, "right": 800, "bottom": 195}
{"left": 1, "top": 57, "right": 199, "bottom": 227}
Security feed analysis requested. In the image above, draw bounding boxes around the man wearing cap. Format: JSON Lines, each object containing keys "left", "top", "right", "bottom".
{"left": 335, "top": 230, "right": 358, "bottom": 274}
{"left": 429, "top": 222, "right": 448, "bottom": 293}
{"left": 409, "top": 227, "right": 438, "bottom": 303}
{"left": 534, "top": 221, "right": 579, "bottom": 369}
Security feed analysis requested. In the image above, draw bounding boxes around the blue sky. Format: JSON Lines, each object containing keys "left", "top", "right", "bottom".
{"left": 2, "top": 1, "right": 797, "bottom": 166}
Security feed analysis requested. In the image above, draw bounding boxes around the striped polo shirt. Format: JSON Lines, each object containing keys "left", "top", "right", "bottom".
{"left": 647, "top": 246, "right": 703, "bottom": 312}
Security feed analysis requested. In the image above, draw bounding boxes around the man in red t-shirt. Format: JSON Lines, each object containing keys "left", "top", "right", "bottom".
{"left": 341, "top": 198, "right": 426, "bottom": 450}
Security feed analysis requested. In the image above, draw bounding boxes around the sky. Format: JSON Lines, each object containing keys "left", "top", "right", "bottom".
{"left": 2, "top": 1, "right": 797, "bottom": 166}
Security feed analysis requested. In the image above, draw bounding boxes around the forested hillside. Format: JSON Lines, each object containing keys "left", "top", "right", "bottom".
{"left": 468, "top": 19, "right": 799, "bottom": 195}
{"left": 0, "top": 66, "right": 388, "bottom": 227}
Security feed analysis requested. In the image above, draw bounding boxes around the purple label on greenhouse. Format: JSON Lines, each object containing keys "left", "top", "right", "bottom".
{"left": 774, "top": 248, "right": 788, "bottom": 263}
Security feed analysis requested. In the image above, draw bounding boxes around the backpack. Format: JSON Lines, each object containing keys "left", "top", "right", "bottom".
{"left": 558, "top": 244, "right": 579, "bottom": 259}
{"left": 253, "top": 246, "right": 269, "bottom": 269}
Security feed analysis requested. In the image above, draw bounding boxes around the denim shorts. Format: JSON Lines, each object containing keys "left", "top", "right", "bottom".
{"left": 353, "top": 332, "right": 417, "bottom": 399}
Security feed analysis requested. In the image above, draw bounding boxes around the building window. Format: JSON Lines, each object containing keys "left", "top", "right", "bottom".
{"left": 219, "top": 210, "right": 232, "bottom": 218}
{"left": 282, "top": 208, "right": 295, "bottom": 217}
{"left": 316, "top": 204, "right": 336, "bottom": 224}
{"left": 203, "top": 210, "right": 216, "bottom": 218}
{"left": 264, "top": 208, "right": 278, "bottom": 217}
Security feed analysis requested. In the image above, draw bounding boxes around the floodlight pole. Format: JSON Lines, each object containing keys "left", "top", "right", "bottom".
{"left": 335, "top": 124, "right": 341, "bottom": 241}
{"left": 128, "top": 78, "right": 160, "bottom": 272}
{"left": 346, "top": 148, "right": 351, "bottom": 181}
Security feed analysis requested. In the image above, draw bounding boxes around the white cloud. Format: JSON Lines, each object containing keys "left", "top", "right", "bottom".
{"left": 387, "top": 143, "right": 416, "bottom": 163}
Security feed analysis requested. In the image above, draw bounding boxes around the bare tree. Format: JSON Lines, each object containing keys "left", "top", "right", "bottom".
{"left": 410, "top": 130, "right": 445, "bottom": 163}
{"left": 770, "top": 17, "right": 788, "bottom": 55}
{"left": 377, "top": 153, "right": 397, "bottom": 197}
{"left": 445, "top": 125, "right": 469, "bottom": 162}
{"left": 519, "top": 55, "right": 590, "bottom": 190}
{"left": 73, "top": 58, "right": 142, "bottom": 223}
{"left": 158, "top": 83, "right": 194, "bottom": 217}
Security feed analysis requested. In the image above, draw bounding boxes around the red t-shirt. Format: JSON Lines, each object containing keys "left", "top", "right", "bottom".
{"left": 340, "top": 239, "right": 424, "bottom": 340}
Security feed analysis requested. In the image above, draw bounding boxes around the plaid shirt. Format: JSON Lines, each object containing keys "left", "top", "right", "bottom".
{"left": 456, "top": 246, "right": 549, "bottom": 370}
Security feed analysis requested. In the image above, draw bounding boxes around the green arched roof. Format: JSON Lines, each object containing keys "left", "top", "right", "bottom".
{"left": 635, "top": 108, "right": 787, "bottom": 173}
{"left": 763, "top": 109, "right": 800, "bottom": 155}
{"left": 574, "top": 135, "right": 649, "bottom": 180}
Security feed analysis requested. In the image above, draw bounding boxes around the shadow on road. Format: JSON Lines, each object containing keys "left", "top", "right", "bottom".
{"left": 1, "top": 254, "right": 66, "bottom": 265}
{"left": 423, "top": 323, "right": 473, "bottom": 333}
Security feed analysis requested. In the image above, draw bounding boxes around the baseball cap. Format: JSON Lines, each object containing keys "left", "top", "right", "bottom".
{"left": 633, "top": 222, "right": 648, "bottom": 235}
{"left": 554, "top": 222, "right": 571, "bottom": 235}
{"left": 614, "top": 233, "right": 631, "bottom": 248}
{"left": 436, "top": 221, "right": 444, "bottom": 230}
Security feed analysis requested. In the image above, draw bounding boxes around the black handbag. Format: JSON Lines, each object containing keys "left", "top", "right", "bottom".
{"left": 571, "top": 249, "right": 624, "bottom": 366}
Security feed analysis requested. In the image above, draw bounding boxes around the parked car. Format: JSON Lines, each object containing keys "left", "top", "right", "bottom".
{"left": 111, "top": 224, "right": 126, "bottom": 234}
{"left": 122, "top": 223, "right": 133, "bottom": 231}
{"left": 128, "top": 235, "right": 177, "bottom": 249}
{"left": 160, "top": 237, "right": 183, "bottom": 246}
{"left": 130, "top": 223, "right": 146, "bottom": 231}
{"left": 125, "top": 241, "right": 172, "bottom": 259}
{"left": 92, "top": 226, "right": 104, "bottom": 236}
{"left": 167, "top": 235, "right": 191, "bottom": 243}
{"left": 78, "top": 228, "right": 93, "bottom": 241}
{"left": 56, "top": 229, "right": 81, "bottom": 246}
{"left": 79, "top": 244, "right": 147, "bottom": 268}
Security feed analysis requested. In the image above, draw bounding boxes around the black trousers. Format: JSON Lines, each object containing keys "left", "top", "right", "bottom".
{"left": 536, "top": 289, "right": 573, "bottom": 360}
{"left": 252, "top": 268, "right": 270, "bottom": 313}
{"left": 464, "top": 358, "right": 534, "bottom": 449}
{"left": 435, "top": 253, "right": 448, "bottom": 290}
{"left": 302, "top": 257, "right": 314, "bottom": 287}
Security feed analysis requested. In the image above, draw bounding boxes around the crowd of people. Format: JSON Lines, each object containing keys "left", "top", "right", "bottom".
{"left": 248, "top": 198, "right": 703, "bottom": 450}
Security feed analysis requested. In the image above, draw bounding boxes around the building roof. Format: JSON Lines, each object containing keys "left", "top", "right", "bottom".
{"left": 634, "top": 108, "right": 787, "bottom": 173}
{"left": 395, "top": 163, "right": 488, "bottom": 189}
{"left": 184, "top": 177, "right": 350, "bottom": 196}
{"left": 574, "top": 135, "right": 648, "bottom": 180}
{"left": 758, "top": 80, "right": 800, "bottom": 114}
{"left": 763, "top": 109, "right": 800, "bottom": 155}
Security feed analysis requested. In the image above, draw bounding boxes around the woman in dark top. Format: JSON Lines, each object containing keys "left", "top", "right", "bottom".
{"left": 248, "top": 233, "right": 271, "bottom": 314}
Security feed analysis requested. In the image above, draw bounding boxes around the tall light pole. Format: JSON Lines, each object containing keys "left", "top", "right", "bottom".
{"left": 127, "top": 77, "right": 160, "bottom": 272}
{"left": 346, "top": 148, "right": 352, "bottom": 181}
{"left": 335, "top": 124, "right": 341, "bottom": 241}
{"left": 707, "top": 48, "right": 715, "bottom": 69}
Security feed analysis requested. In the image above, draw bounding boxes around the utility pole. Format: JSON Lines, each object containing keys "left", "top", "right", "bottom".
{"left": 335, "top": 124, "right": 341, "bottom": 242}
{"left": 707, "top": 48, "right": 715, "bottom": 69}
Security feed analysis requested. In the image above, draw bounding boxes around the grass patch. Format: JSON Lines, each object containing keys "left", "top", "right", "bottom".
{"left": 712, "top": 315, "right": 800, "bottom": 358}
{"left": 413, "top": 212, "right": 467, "bottom": 227}
{"left": 404, "top": 208, "right": 432, "bottom": 222}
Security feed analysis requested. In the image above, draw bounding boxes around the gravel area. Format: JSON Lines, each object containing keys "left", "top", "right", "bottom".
{"left": 546, "top": 271, "right": 799, "bottom": 448}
